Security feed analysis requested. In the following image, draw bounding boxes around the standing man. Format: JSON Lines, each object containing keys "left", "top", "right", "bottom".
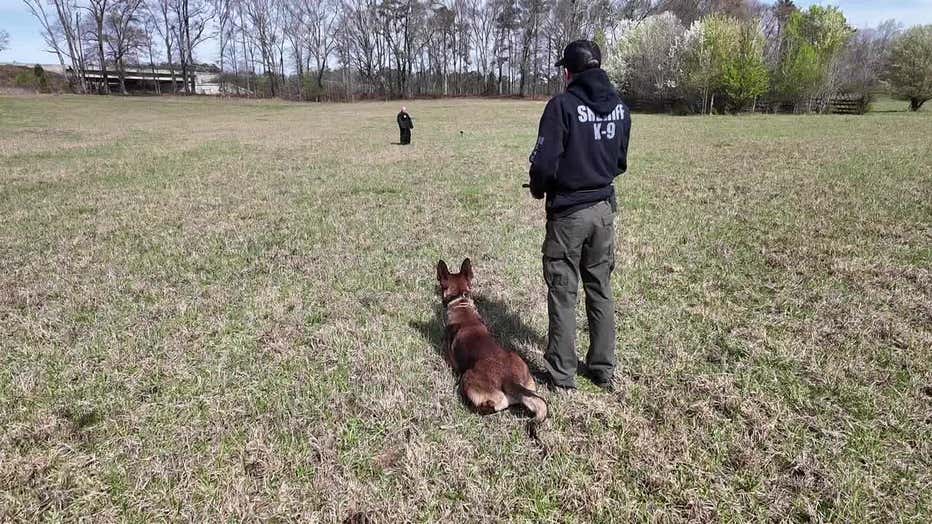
{"left": 397, "top": 106, "right": 414, "bottom": 145}
{"left": 527, "top": 40, "right": 631, "bottom": 392}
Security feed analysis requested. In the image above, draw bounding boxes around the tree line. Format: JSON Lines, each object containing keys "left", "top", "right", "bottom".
{"left": 15, "top": 0, "right": 932, "bottom": 111}
{"left": 606, "top": 4, "right": 930, "bottom": 113}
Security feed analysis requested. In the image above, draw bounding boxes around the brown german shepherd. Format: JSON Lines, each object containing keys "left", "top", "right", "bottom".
{"left": 436, "top": 258, "right": 548, "bottom": 430}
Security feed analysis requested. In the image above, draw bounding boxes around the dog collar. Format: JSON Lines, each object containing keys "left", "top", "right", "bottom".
{"left": 443, "top": 293, "right": 470, "bottom": 307}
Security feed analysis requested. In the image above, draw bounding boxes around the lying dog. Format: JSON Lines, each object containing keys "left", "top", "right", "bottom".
{"left": 436, "top": 258, "right": 548, "bottom": 428}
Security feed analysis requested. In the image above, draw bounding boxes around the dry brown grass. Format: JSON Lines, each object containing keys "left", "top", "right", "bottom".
{"left": 1, "top": 94, "right": 930, "bottom": 522}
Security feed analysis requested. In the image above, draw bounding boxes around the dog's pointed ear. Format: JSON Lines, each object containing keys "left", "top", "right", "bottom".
{"left": 460, "top": 258, "right": 473, "bottom": 281}
{"left": 437, "top": 260, "right": 450, "bottom": 283}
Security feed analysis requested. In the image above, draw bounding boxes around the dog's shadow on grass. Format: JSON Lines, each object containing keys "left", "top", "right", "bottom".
{"left": 409, "top": 294, "right": 547, "bottom": 376}
{"left": 409, "top": 294, "right": 548, "bottom": 421}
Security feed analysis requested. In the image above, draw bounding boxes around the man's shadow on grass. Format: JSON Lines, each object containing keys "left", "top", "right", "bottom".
{"left": 409, "top": 294, "right": 549, "bottom": 379}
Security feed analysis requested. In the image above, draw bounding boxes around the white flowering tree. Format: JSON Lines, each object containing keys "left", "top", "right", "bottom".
{"left": 605, "top": 13, "right": 687, "bottom": 107}
{"left": 887, "top": 24, "right": 932, "bottom": 111}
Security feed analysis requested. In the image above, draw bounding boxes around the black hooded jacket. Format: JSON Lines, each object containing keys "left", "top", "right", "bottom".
{"left": 397, "top": 111, "right": 413, "bottom": 130}
{"left": 528, "top": 68, "right": 631, "bottom": 217}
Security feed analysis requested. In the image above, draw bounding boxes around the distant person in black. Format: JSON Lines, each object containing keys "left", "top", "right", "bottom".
{"left": 397, "top": 106, "right": 413, "bottom": 145}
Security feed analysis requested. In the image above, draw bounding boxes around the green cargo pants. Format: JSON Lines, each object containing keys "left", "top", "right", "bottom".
{"left": 542, "top": 200, "right": 616, "bottom": 388}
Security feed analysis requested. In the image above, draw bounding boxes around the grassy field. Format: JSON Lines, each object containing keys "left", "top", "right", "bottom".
{"left": 1, "top": 95, "right": 930, "bottom": 522}
{"left": 870, "top": 95, "right": 930, "bottom": 113}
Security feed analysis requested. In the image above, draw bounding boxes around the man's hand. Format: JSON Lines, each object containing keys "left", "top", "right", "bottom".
{"left": 523, "top": 183, "right": 545, "bottom": 199}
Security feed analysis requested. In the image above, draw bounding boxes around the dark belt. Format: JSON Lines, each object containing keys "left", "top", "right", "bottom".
{"left": 548, "top": 186, "right": 617, "bottom": 212}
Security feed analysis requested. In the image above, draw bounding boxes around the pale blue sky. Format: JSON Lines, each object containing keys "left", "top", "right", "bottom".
{"left": 795, "top": 1, "right": 932, "bottom": 27}
{"left": 2, "top": 0, "right": 931, "bottom": 65}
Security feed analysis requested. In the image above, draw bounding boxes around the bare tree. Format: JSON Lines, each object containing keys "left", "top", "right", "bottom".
{"left": 616, "top": 0, "right": 664, "bottom": 21}
{"left": 105, "top": 0, "right": 146, "bottom": 94}
{"left": 493, "top": 0, "right": 519, "bottom": 95}
{"left": 243, "top": 0, "right": 282, "bottom": 96}
{"left": 148, "top": 0, "right": 179, "bottom": 92}
{"left": 84, "top": 0, "right": 112, "bottom": 93}
{"left": 282, "top": 0, "right": 307, "bottom": 97}
{"left": 141, "top": 15, "right": 162, "bottom": 93}
{"left": 23, "top": 0, "right": 88, "bottom": 92}
{"left": 239, "top": 0, "right": 256, "bottom": 94}
{"left": 340, "top": 0, "right": 385, "bottom": 96}
{"left": 301, "top": 0, "right": 338, "bottom": 99}
{"left": 378, "top": 0, "right": 426, "bottom": 98}
{"left": 465, "top": 0, "right": 496, "bottom": 90}
{"left": 0, "top": 29, "right": 9, "bottom": 52}
{"left": 516, "top": 0, "right": 545, "bottom": 97}
{"left": 425, "top": 2, "right": 455, "bottom": 95}
{"left": 214, "top": 0, "right": 235, "bottom": 92}
{"left": 173, "top": 0, "right": 214, "bottom": 93}
{"left": 831, "top": 20, "right": 899, "bottom": 104}
{"left": 334, "top": 9, "right": 353, "bottom": 98}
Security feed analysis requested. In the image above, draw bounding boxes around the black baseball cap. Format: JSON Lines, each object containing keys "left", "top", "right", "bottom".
{"left": 555, "top": 40, "right": 602, "bottom": 73}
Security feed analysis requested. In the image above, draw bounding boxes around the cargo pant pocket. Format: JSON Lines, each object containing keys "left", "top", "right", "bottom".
{"left": 598, "top": 210, "right": 616, "bottom": 272}
{"left": 542, "top": 240, "right": 570, "bottom": 289}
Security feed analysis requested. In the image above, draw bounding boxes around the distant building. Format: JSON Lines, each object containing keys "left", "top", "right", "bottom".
{"left": 194, "top": 72, "right": 252, "bottom": 96}
{"left": 3, "top": 62, "right": 252, "bottom": 96}
{"left": 67, "top": 66, "right": 195, "bottom": 93}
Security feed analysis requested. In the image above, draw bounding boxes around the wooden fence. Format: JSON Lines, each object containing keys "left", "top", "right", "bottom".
{"left": 754, "top": 95, "right": 870, "bottom": 115}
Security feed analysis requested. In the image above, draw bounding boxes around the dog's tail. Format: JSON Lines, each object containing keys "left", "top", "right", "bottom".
{"left": 504, "top": 382, "right": 550, "bottom": 456}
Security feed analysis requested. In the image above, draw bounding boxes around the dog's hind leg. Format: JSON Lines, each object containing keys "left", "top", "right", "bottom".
{"left": 466, "top": 388, "right": 508, "bottom": 414}
{"left": 462, "top": 370, "right": 508, "bottom": 415}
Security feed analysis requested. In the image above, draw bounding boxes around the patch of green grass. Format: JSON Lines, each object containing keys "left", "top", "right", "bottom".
{"left": 1, "top": 94, "right": 930, "bottom": 521}
{"left": 870, "top": 94, "right": 929, "bottom": 113}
